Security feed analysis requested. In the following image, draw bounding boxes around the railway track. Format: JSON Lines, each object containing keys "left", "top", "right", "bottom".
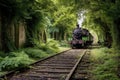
{"left": 71, "top": 50, "right": 90, "bottom": 80}
{"left": 1, "top": 49, "right": 89, "bottom": 80}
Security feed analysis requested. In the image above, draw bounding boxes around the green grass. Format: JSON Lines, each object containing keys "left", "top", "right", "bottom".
{"left": 59, "top": 47, "right": 70, "bottom": 51}
{"left": 90, "top": 47, "right": 119, "bottom": 80}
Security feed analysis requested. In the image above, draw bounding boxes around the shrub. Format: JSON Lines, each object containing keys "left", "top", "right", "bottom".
{"left": 59, "top": 41, "right": 70, "bottom": 47}
{"left": 24, "top": 48, "right": 49, "bottom": 59}
{"left": 0, "top": 51, "right": 34, "bottom": 71}
{"left": 34, "top": 39, "right": 60, "bottom": 54}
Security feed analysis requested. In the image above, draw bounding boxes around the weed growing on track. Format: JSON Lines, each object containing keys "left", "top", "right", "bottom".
{"left": 90, "top": 47, "right": 119, "bottom": 80}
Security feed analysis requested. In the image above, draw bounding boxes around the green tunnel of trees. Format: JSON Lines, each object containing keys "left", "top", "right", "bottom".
{"left": 0, "top": 0, "right": 120, "bottom": 52}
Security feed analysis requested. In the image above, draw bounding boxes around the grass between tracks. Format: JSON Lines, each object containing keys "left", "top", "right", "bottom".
{"left": 0, "top": 40, "right": 70, "bottom": 76}
{"left": 90, "top": 47, "right": 119, "bottom": 80}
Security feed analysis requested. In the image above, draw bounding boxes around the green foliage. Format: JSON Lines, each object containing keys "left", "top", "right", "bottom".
{"left": 0, "top": 52, "right": 7, "bottom": 63}
{"left": 59, "top": 41, "right": 70, "bottom": 47}
{"left": 0, "top": 43, "right": 62, "bottom": 72}
{"left": 32, "top": 39, "right": 60, "bottom": 53}
{"left": 0, "top": 71, "right": 8, "bottom": 76}
{"left": 24, "top": 48, "right": 48, "bottom": 59}
{"left": 0, "top": 0, "right": 75, "bottom": 71}
{"left": 91, "top": 47, "right": 108, "bottom": 63}
{"left": 92, "top": 73, "right": 119, "bottom": 80}
{"left": 25, "top": 38, "right": 61, "bottom": 59}
{"left": 52, "top": 5, "right": 77, "bottom": 40}
{"left": 0, "top": 51, "right": 6, "bottom": 58}
{"left": 0, "top": 57, "right": 3, "bottom": 63}
{"left": 90, "top": 48, "right": 119, "bottom": 80}
{"left": 92, "top": 61, "right": 119, "bottom": 80}
{"left": 46, "top": 39, "right": 60, "bottom": 49}
{"left": 1, "top": 0, "right": 77, "bottom": 49}
{"left": 0, "top": 51, "right": 34, "bottom": 71}
{"left": 42, "top": 41, "right": 60, "bottom": 53}
{"left": 82, "top": 0, "right": 120, "bottom": 49}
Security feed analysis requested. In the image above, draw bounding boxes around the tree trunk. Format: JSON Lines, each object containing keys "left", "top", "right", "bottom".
{"left": 0, "top": 12, "right": 1, "bottom": 50}
{"left": 112, "top": 19, "right": 120, "bottom": 49}
{"left": 64, "top": 32, "right": 67, "bottom": 41}
{"left": 15, "top": 22, "right": 19, "bottom": 49}
{"left": 43, "top": 29, "right": 47, "bottom": 43}
{"left": 56, "top": 32, "right": 59, "bottom": 40}
{"left": 18, "top": 21, "right": 26, "bottom": 48}
{"left": 41, "top": 30, "right": 44, "bottom": 42}
{"left": 1, "top": 14, "right": 9, "bottom": 51}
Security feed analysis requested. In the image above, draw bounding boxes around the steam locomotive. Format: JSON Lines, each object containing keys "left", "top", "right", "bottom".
{"left": 70, "top": 26, "right": 93, "bottom": 48}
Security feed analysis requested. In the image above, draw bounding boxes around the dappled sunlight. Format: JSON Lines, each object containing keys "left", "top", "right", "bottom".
{"left": 89, "top": 30, "right": 98, "bottom": 44}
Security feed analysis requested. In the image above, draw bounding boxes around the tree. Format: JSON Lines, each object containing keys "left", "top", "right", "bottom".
{"left": 72, "top": 0, "right": 120, "bottom": 49}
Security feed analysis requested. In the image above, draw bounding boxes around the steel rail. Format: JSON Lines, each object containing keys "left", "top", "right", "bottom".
{"left": 0, "top": 49, "right": 71, "bottom": 79}
{"left": 65, "top": 50, "right": 87, "bottom": 80}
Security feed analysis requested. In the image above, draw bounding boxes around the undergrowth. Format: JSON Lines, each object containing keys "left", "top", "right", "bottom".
{"left": 90, "top": 47, "right": 119, "bottom": 80}
{"left": 33, "top": 39, "right": 60, "bottom": 53}
{"left": 0, "top": 51, "right": 34, "bottom": 71}
{"left": 0, "top": 39, "right": 67, "bottom": 75}
{"left": 24, "top": 48, "right": 49, "bottom": 59}
{"left": 59, "top": 40, "right": 70, "bottom": 47}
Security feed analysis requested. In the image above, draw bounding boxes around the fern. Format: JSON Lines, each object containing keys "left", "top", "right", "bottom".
{"left": 0, "top": 51, "right": 7, "bottom": 57}
{"left": 0, "top": 51, "right": 34, "bottom": 71}
{"left": 32, "top": 39, "right": 60, "bottom": 54}
{"left": 0, "top": 57, "right": 3, "bottom": 62}
{"left": 24, "top": 48, "right": 49, "bottom": 59}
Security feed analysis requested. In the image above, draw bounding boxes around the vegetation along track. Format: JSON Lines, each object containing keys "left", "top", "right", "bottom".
{"left": 1, "top": 49, "right": 88, "bottom": 80}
